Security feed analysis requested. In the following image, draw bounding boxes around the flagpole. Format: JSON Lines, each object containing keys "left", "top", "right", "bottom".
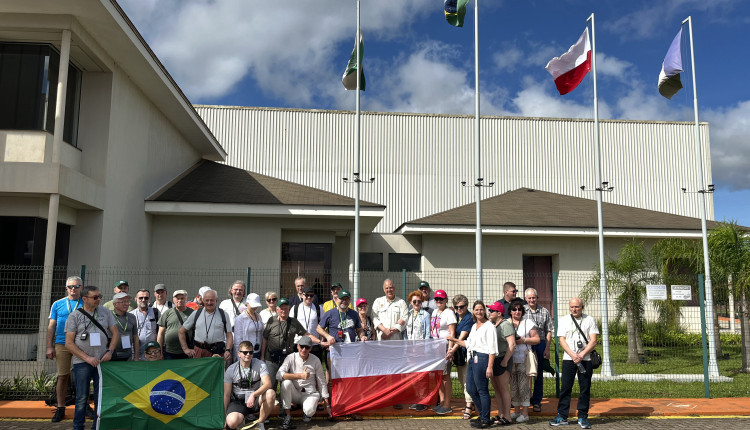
{"left": 684, "top": 15, "right": 719, "bottom": 376}
{"left": 587, "top": 13, "right": 613, "bottom": 377}
{"left": 474, "top": 0, "right": 483, "bottom": 301}
{"left": 353, "top": 0, "right": 361, "bottom": 301}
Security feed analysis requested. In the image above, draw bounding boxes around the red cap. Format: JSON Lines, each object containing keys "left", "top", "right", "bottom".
{"left": 356, "top": 298, "right": 368, "bottom": 307}
{"left": 434, "top": 289, "right": 448, "bottom": 299}
{"left": 488, "top": 301, "right": 505, "bottom": 313}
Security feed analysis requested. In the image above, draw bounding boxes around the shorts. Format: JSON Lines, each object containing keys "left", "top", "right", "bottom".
{"left": 493, "top": 359, "right": 507, "bottom": 376}
{"left": 226, "top": 398, "right": 260, "bottom": 417}
{"left": 55, "top": 344, "right": 73, "bottom": 376}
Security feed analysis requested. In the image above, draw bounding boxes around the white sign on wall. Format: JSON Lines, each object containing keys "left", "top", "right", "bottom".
{"left": 671, "top": 285, "right": 692, "bottom": 301}
{"left": 646, "top": 284, "right": 668, "bottom": 300}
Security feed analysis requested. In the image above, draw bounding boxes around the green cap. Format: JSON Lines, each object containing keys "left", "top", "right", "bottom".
{"left": 144, "top": 341, "right": 161, "bottom": 351}
{"left": 330, "top": 282, "right": 343, "bottom": 290}
{"left": 338, "top": 289, "right": 351, "bottom": 299}
{"left": 419, "top": 281, "right": 430, "bottom": 289}
{"left": 116, "top": 280, "right": 129, "bottom": 287}
{"left": 277, "top": 298, "right": 290, "bottom": 306}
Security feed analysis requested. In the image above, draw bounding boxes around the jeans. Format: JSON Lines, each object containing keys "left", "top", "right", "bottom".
{"left": 73, "top": 362, "right": 99, "bottom": 430}
{"left": 557, "top": 359, "right": 593, "bottom": 419}
{"left": 530, "top": 339, "right": 546, "bottom": 406}
{"left": 465, "top": 352, "right": 491, "bottom": 423}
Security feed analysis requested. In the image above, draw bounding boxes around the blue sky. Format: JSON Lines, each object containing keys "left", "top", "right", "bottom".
{"left": 120, "top": 0, "right": 750, "bottom": 226}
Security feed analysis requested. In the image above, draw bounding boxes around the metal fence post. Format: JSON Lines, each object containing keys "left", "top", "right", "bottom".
{"left": 401, "top": 269, "right": 406, "bottom": 299}
{"left": 553, "top": 271, "right": 560, "bottom": 398}
{"left": 699, "top": 274, "right": 711, "bottom": 398}
{"left": 246, "top": 267, "right": 251, "bottom": 293}
{"left": 80, "top": 264, "right": 86, "bottom": 285}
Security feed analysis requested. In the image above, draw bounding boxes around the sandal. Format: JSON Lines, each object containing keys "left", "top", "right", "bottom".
{"left": 498, "top": 416, "right": 513, "bottom": 426}
{"left": 463, "top": 404, "right": 473, "bottom": 420}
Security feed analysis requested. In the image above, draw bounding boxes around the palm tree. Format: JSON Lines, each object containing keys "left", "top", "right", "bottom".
{"left": 650, "top": 238, "right": 702, "bottom": 331}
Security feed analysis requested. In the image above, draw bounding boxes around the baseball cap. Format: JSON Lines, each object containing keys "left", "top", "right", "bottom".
{"left": 488, "top": 301, "right": 505, "bottom": 314}
{"left": 302, "top": 285, "right": 314, "bottom": 294}
{"left": 277, "top": 298, "right": 290, "bottom": 306}
{"left": 356, "top": 298, "right": 368, "bottom": 307}
{"left": 173, "top": 289, "right": 188, "bottom": 297}
{"left": 297, "top": 336, "right": 313, "bottom": 347}
{"left": 113, "top": 292, "right": 130, "bottom": 300}
{"left": 337, "top": 289, "right": 352, "bottom": 299}
{"left": 144, "top": 341, "right": 161, "bottom": 351}
{"left": 154, "top": 284, "right": 166, "bottom": 292}
{"left": 434, "top": 289, "right": 448, "bottom": 299}
{"left": 246, "top": 293, "right": 262, "bottom": 309}
{"left": 330, "top": 282, "right": 343, "bottom": 290}
{"left": 115, "top": 280, "right": 129, "bottom": 287}
{"left": 419, "top": 281, "right": 430, "bottom": 290}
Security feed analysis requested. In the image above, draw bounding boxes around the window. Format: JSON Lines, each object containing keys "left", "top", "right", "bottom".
{"left": 389, "top": 253, "right": 421, "bottom": 272}
{"left": 0, "top": 43, "right": 81, "bottom": 146}
{"left": 359, "top": 253, "right": 383, "bottom": 271}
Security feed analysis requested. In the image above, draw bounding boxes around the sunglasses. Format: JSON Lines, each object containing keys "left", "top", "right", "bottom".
{"left": 67, "top": 284, "right": 82, "bottom": 289}
{"left": 85, "top": 295, "right": 102, "bottom": 300}
{"left": 238, "top": 350, "right": 252, "bottom": 355}
{"left": 299, "top": 345, "right": 312, "bottom": 350}
{"left": 137, "top": 297, "right": 150, "bottom": 301}
{"left": 511, "top": 308, "right": 523, "bottom": 312}
{"left": 412, "top": 300, "right": 422, "bottom": 304}
{"left": 488, "top": 309, "right": 499, "bottom": 313}
{"left": 145, "top": 350, "right": 160, "bottom": 356}
{"left": 434, "top": 298, "right": 445, "bottom": 302}
{"left": 304, "top": 294, "right": 315, "bottom": 298}
{"left": 510, "top": 290, "right": 518, "bottom": 293}
{"left": 455, "top": 305, "right": 466, "bottom": 310}
{"left": 267, "top": 298, "right": 278, "bottom": 302}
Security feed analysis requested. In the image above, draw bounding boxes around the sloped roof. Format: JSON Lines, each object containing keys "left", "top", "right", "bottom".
{"left": 148, "top": 160, "right": 383, "bottom": 207}
{"left": 397, "top": 188, "right": 721, "bottom": 232}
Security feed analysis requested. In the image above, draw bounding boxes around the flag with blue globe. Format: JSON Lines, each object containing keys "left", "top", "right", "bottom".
{"left": 98, "top": 357, "right": 223, "bottom": 430}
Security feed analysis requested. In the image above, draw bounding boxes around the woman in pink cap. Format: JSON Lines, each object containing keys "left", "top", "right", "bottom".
{"left": 355, "top": 298, "right": 375, "bottom": 341}
{"left": 431, "top": 289, "right": 457, "bottom": 415}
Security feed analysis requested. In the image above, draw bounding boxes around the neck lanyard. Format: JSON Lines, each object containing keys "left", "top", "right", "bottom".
{"left": 339, "top": 310, "right": 347, "bottom": 329}
{"left": 66, "top": 298, "right": 81, "bottom": 314}
{"left": 155, "top": 303, "right": 166, "bottom": 314}
{"left": 204, "top": 310, "right": 217, "bottom": 340}
{"left": 114, "top": 311, "right": 128, "bottom": 331}
{"left": 137, "top": 309, "right": 149, "bottom": 335}
{"left": 301, "top": 304, "right": 312, "bottom": 329}
{"left": 83, "top": 309, "right": 98, "bottom": 332}
{"left": 246, "top": 311, "right": 262, "bottom": 341}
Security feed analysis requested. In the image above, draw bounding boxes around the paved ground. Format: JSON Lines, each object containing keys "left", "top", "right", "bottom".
{"left": 3, "top": 417, "right": 750, "bottom": 430}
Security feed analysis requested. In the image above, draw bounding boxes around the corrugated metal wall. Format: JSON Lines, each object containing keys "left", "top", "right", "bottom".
{"left": 196, "top": 105, "right": 713, "bottom": 233}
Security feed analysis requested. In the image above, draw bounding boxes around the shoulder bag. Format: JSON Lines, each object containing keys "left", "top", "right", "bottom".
{"left": 571, "top": 315, "right": 601, "bottom": 369}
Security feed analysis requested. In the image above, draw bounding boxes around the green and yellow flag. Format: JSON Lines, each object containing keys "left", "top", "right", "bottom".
{"left": 444, "top": 0, "right": 470, "bottom": 27}
{"left": 98, "top": 357, "right": 224, "bottom": 430}
{"left": 342, "top": 30, "right": 365, "bottom": 91}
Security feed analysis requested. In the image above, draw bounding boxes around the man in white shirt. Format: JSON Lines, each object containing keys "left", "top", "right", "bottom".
{"left": 220, "top": 280, "right": 246, "bottom": 328}
{"left": 290, "top": 286, "right": 323, "bottom": 362}
{"left": 130, "top": 289, "right": 159, "bottom": 360}
{"left": 277, "top": 336, "right": 331, "bottom": 429}
{"left": 550, "top": 298, "right": 599, "bottom": 429}
{"left": 370, "top": 279, "right": 408, "bottom": 341}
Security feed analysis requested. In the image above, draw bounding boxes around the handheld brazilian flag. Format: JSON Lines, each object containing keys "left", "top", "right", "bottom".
{"left": 98, "top": 357, "right": 224, "bottom": 430}
{"left": 445, "top": 0, "right": 470, "bottom": 27}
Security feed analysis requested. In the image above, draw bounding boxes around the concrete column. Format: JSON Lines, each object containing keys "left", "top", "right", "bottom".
{"left": 36, "top": 30, "right": 71, "bottom": 363}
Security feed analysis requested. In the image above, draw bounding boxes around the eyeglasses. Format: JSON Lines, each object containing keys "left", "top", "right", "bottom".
{"left": 67, "top": 284, "right": 82, "bottom": 289}
{"left": 455, "top": 305, "right": 467, "bottom": 310}
{"left": 145, "top": 350, "right": 160, "bottom": 356}
{"left": 300, "top": 345, "right": 312, "bottom": 350}
{"left": 267, "top": 298, "right": 277, "bottom": 302}
{"left": 411, "top": 300, "right": 422, "bottom": 304}
{"left": 238, "top": 350, "right": 253, "bottom": 355}
{"left": 85, "top": 295, "right": 102, "bottom": 300}
{"left": 137, "top": 297, "right": 150, "bottom": 301}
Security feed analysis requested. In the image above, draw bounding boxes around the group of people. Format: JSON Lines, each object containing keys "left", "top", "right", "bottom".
{"left": 47, "top": 276, "right": 599, "bottom": 430}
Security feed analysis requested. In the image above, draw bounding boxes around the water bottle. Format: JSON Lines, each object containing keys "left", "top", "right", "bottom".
{"left": 576, "top": 362, "right": 586, "bottom": 374}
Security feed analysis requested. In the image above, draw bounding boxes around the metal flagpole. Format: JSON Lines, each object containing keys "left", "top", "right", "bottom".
{"left": 474, "top": 0, "right": 483, "bottom": 301}
{"left": 684, "top": 15, "right": 719, "bottom": 376}
{"left": 353, "top": 0, "right": 361, "bottom": 301}
{"left": 587, "top": 13, "right": 613, "bottom": 377}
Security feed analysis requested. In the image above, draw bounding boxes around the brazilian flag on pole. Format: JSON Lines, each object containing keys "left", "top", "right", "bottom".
{"left": 444, "top": 0, "right": 470, "bottom": 27}
{"left": 98, "top": 357, "right": 224, "bottom": 430}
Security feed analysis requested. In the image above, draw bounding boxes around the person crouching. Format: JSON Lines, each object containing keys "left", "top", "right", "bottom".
{"left": 277, "top": 336, "right": 331, "bottom": 429}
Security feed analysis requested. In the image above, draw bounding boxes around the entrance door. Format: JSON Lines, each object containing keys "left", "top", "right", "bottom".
{"left": 280, "top": 243, "right": 332, "bottom": 300}
{"left": 522, "top": 255, "right": 554, "bottom": 318}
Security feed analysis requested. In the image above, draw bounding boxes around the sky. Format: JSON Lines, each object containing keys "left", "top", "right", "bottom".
{"left": 119, "top": 0, "right": 750, "bottom": 227}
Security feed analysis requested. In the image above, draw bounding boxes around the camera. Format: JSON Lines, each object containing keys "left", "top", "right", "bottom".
{"left": 81, "top": 332, "right": 89, "bottom": 341}
{"left": 253, "top": 343, "right": 260, "bottom": 352}
{"left": 239, "top": 379, "right": 250, "bottom": 390}
{"left": 515, "top": 335, "right": 521, "bottom": 341}
{"left": 576, "top": 340, "right": 584, "bottom": 349}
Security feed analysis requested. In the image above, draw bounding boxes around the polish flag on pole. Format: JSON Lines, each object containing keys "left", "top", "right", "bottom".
{"left": 545, "top": 27, "right": 592, "bottom": 95}
{"left": 328, "top": 339, "right": 446, "bottom": 417}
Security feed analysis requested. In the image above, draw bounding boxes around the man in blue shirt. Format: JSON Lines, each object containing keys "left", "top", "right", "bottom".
{"left": 46, "top": 276, "right": 86, "bottom": 422}
{"left": 317, "top": 290, "right": 367, "bottom": 345}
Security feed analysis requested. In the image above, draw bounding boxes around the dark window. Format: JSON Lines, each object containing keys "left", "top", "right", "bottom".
{"left": 281, "top": 242, "right": 332, "bottom": 299}
{"left": 359, "top": 253, "right": 383, "bottom": 271}
{"left": 388, "top": 253, "right": 421, "bottom": 272}
{"left": 0, "top": 43, "right": 81, "bottom": 145}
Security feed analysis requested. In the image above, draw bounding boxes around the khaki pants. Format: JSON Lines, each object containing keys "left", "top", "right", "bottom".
{"left": 280, "top": 379, "right": 320, "bottom": 417}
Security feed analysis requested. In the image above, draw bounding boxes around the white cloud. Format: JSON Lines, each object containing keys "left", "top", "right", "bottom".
{"left": 704, "top": 101, "right": 750, "bottom": 190}
{"left": 492, "top": 44, "right": 523, "bottom": 72}
{"left": 595, "top": 53, "right": 634, "bottom": 82}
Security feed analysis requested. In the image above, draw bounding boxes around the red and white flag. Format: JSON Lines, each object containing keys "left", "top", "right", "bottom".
{"left": 328, "top": 339, "right": 446, "bottom": 416}
{"left": 545, "top": 27, "right": 591, "bottom": 95}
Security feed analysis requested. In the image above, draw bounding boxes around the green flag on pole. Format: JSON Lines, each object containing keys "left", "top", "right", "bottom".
{"left": 342, "top": 30, "right": 365, "bottom": 91}
{"left": 444, "top": 0, "right": 470, "bottom": 27}
{"left": 98, "top": 357, "right": 224, "bottom": 430}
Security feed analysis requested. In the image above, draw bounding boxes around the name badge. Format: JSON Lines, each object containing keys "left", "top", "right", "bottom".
{"left": 121, "top": 335, "right": 131, "bottom": 349}
{"left": 89, "top": 332, "right": 101, "bottom": 347}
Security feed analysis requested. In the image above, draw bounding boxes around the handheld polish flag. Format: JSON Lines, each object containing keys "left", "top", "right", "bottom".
{"left": 545, "top": 28, "right": 592, "bottom": 95}
{"left": 328, "top": 339, "right": 445, "bottom": 416}
{"left": 342, "top": 30, "right": 365, "bottom": 91}
{"left": 658, "top": 29, "right": 683, "bottom": 99}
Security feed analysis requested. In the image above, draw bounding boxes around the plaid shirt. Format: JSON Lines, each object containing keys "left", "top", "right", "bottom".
{"left": 524, "top": 304, "right": 554, "bottom": 339}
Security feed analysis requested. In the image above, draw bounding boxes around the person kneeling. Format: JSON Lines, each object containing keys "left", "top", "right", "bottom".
{"left": 224, "top": 341, "right": 275, "bottom": 430}
{"left": 277, "top": 336, "right": 331, "bottom": 429}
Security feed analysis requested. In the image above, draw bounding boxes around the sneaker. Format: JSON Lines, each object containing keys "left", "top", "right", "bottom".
{"left": 85, "top": 405, "right": 96, "bottom": 420}
{"left": 414, "top": 404, "right": 427, "bottom": 411}
{"left": 516, "top": 414, "right": 529, "bottom": 423}
{"left": 51, "top": 407, "right": 66, "bottom": 422}
{"left": 409, "top": 404, "right": 418, "bottom": 410}
{"left": 302, "top": 414, "right": 311, "bottom": 423}
{"left": 281, "top": 415, "right": 295, "bottom": 430}
{"left": 550, "top": 415, "right": 569, "bottom": 426}
{"left": 242, "top": 418, "right": 261, "bottom": 429}
{"left": 577, "top": 416, "right": 591, "bottom": 429}
{"left": 434, "top": 405, "right": 451, "bottom": 415}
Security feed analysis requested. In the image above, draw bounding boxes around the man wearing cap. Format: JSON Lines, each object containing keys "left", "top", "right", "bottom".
{"left": 290, "top": 286, "right": 324, "bottom": 362}
{"left": 322, "top": 282, "right": 352, "bottom": 313}
{"left": 261, "top": 298, "right": 310, "bottom": 389}
{"left": 151, "top": 284, "right": 172, "bottom": 314}
{"left": 288, "top": 277, "right": 319, "bottom": 308}
{"left": 318, "top": 290, "right": 366, "bottom": 345}
{"left": 131, "top": 289, "right": 159, "bottom": 360}
{"left": 224, "top": 340, "right": 275, "bottom": 430}
{"left": 277, "top": 336, "right": 331, "bottom": 428}
{"left": 157, "top": 289, "right": 194, "bottom": 360}
{"left": 143, "top": 341, "right": 163, "bottom": 362}
{"left": 47, "top": 276, "right": 85, "bottom": 422}
{"left": 524, "top": 288, "right": 554, "bottom": 413}
{"left": 179, "top": 289, "right": 233, "bottom": 360}
{"left": 111, "top": 292, "right": 139, "bottom": 361}
{"left": 370, "top": 279, "right": 408, "bottom": 341}
{"left": 103, "top": 280, "right": 136, "bottom": 312}
{"left": 220, "top": 280, "right": 247, "bottom": 328}
{"left": 418, "top": 281, "right": 437, "bottom": 315}
{"left": 65, "top": 285, "right": 120, "bottom": 430}
{"left": 186, "top": 286, "right": 210, "bottom": 310}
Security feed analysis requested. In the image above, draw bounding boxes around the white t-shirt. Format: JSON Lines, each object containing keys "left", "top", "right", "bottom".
{"left": 219, "top": 299, "right": 246, "bottom": 329}
{"left": 430, "top": 308, "right": 457, "bottom": 339}
{"left": 557, "top": 313, "right": 599, "bottom": 361}
{"left": 511, "top": 318, "right": 537, "bottom": 363}
{"left": 290, "top": 302, "right": 319, "bottom": 336}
